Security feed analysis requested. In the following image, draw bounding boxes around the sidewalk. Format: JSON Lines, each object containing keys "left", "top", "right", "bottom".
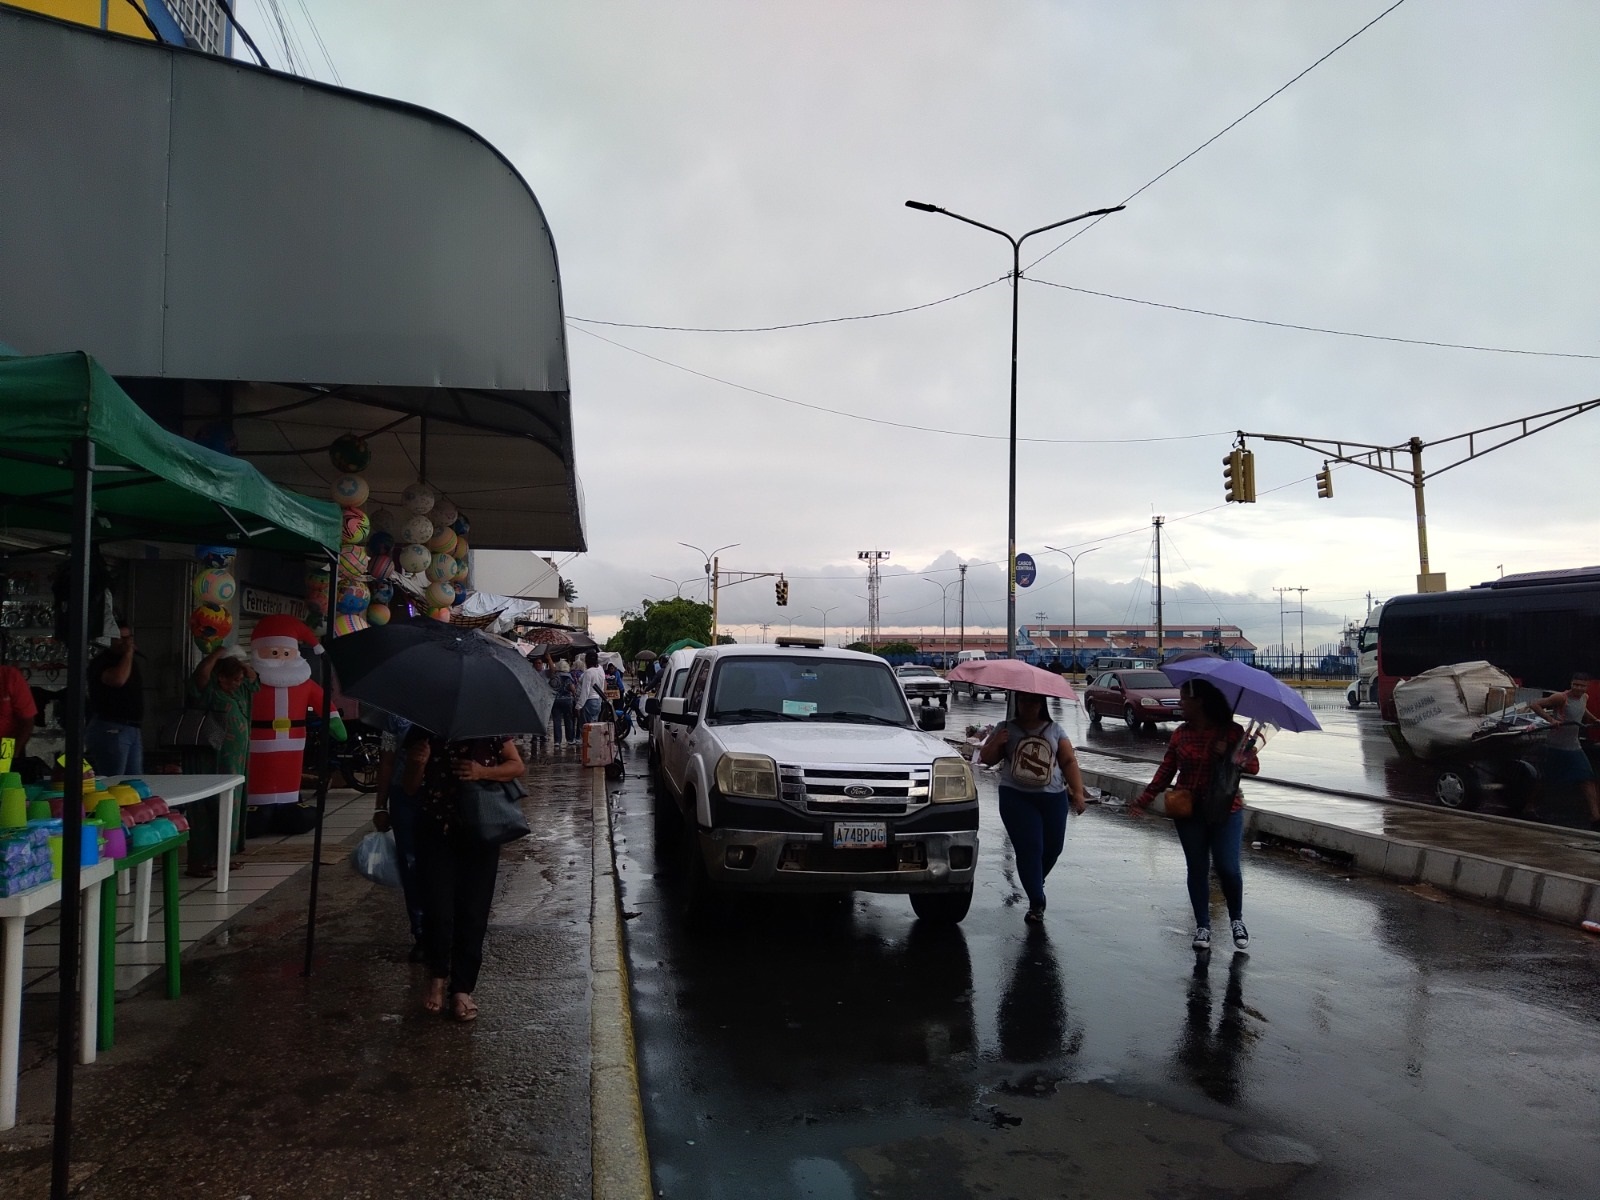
{"left": 1078, "top": 751, "right": 1600, "bottom": 927}
{"left": 0, "top": 754, "right": 650, "bottom": 1200}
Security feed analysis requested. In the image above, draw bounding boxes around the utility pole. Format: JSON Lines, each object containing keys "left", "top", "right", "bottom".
{"left": 1152, "top": 516, "right": 1165, "bottom": 660}
{"left": 958, "top": 563, "right": 967, "bottom": 656}
{"left": 760, "top": 622, "right": 770, "bottom": 641}
{"left": 1292, "top": 586, "right": 1309, "bottom": 681}
{"left": 858, "top": 549, "right": 890, "bottom": 651}
{"left": 1273, "top": 586, "right": 1290, "bottom": 675}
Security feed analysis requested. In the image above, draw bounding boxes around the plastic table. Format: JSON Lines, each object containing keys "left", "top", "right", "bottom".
{"left": 98, "top": 832, "right": 187, "bottom": 1052}
{"left": 0, "top": 858, "right": 115, "bottom": 1130}
{"left": 104, "top": 774, "right": 245, "bottom": 898}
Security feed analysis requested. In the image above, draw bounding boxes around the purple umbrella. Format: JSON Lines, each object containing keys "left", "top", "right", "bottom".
{"left": 1160, "top": 657, "right": 1321, "bottom": 732}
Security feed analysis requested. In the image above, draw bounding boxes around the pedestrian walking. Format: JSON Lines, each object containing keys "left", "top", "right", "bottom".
{"left": 403, "top": 728, "right": 526, "bottom": 1023}
{"left": 577, "top": 649, "right": 606, "bottom": 727}
{"left": 549, "top": 658, "right": 578, "bottom": 748}
{"left": 1132, "top": 677, "right": 1261, "bottom": 951}
{"left": 977, "top": 690, "right": 1087, "bottom": 923}
{"left": 1529, "top": 672, "right": 1600, "bottom": 830}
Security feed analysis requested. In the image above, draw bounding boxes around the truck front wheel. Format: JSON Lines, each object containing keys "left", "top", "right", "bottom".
{"left": 909, "top": 886, "right": 973, "bottom": 925}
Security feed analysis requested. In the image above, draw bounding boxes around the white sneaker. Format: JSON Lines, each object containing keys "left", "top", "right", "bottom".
{"left": 1231, "top": 919, "right": 1249, "bottom": 950}
{"left": 1192, "top": 926, "right": 1212, "bottom": 950}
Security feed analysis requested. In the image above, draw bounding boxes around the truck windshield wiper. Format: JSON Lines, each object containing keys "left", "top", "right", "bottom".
{"left": 712, "top": 707, "right": 803, "bottom": 722}
{"left": 818, "top": 712, "right": 906, "bottom": 726}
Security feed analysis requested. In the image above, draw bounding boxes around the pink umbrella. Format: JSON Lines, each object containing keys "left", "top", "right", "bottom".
{"left": 946, "top": 658, "right": 1078, "bottom": 700}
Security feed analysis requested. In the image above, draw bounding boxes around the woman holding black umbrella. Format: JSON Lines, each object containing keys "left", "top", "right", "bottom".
{"left": 402, "top": 727, "right": 526, "bottom": 1021}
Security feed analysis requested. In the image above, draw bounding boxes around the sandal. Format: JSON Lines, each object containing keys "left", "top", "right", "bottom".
{"left": 451, "top": 993, "right": 479, "bottom": 1023}
{"left": 423, "top": 978, "right": 447, "bottom": 1014}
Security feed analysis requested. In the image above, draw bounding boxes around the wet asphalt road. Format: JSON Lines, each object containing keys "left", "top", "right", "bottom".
{"left": 609, "top": 717, "right": 1600, "bottom": 1200}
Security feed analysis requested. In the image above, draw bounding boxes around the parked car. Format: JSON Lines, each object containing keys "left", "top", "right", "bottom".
{"left": 895, "top": 663, "right": 951, "bottom": 708}
{"left": 647, "top": 647, "right": 701, "bottom": 773}
{"left": 1082, "top": 668, "right": 1181, "bottom": 730}
{"left": 656, "top": 638, "right": 978, "bottom": 924}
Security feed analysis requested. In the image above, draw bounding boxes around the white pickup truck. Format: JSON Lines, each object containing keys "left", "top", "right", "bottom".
{"left": 654, "top": 638, "right": 979, "bottom": 924}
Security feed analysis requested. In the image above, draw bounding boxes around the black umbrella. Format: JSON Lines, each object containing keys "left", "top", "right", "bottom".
{"left": 326, "top": 619, "right": 552, "bottom": 740}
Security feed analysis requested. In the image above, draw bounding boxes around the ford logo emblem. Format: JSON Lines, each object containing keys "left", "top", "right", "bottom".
{"left": 844, "top": 785, "right": 875, "bottom": 799}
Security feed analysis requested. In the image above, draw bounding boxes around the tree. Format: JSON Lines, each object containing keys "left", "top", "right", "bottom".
{"left": 875, "top": 640, "right": 919, "bottom": 658}
{"left": 606, "top": 596, "right": 712, "bottom": 660}
{"left": 559, "top": 576, "right": 578, "bottom": 604}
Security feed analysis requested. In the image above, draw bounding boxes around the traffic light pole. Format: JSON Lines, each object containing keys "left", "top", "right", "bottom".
{"left": 1240, "top": 397, "right": 1600, "bottom": 594}
{"left": 711, "top": 563, "right": 787, "bottom": 643}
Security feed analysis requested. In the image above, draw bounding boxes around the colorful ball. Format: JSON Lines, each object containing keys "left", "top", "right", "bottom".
{"left": 402, "top": 481, "right": 436, "bottom": 515}
{"left": 331, "top": 474, "right": 370, "bottom": 508}
{"left": 366, "top": 529, "right": 395, "bottom": 557}
{"left": 429, "top": 607, "right": 452, "bottom": 623}
{"left": 431, "top": 498, "right": 459, "bottom": 528}
{"left": 372, "top": 582, "right": 394, "bottom": 604}
{"left": 368, "top": 507, "right": 395, "bottom": 535}
{"left": 188, "top": 603, "right": 233, "bottom": 649}
{"left": 449, "top": 558, "right": 469, "bottom": 584}
{"left": 341, "top": 507, "right": 371, "bottom": 546}
{"left": 424, "top": 579, "right": 455, "bottom": 609}
{"left": 451, "top": 513, "right": 470, "bottom": 536}
{"left": 194, "top": 568, "right": 236, "bottom": 607}
{"left": 336, "top": 546, "right": 369, "bottom": 579}
{"left": 397, "top": 543, "right": 430, "bottom": 574}
{"left": 399, "top": 514, "right": 435, "bottom": 545}
{"left": 336, "top": 582, "right": 370, "bottom": 614}
{"left": 366, "top": 602, "right": 391, "bottom": 626}
{"left": 425, "top": 551, "right": 455, "bottom": 582}
{"left": 368, "top": 553, "right": 394, "bottom": 582}
{"left": 426, "top": 525, "right": 456, "bottom": 553}
{"left": 328, "top": 433, "right": 371, "bottom": 473}
{"left": 452, "top": 583, "right": 468, "bottom": 606}
{"left": 195, "top": 545, "right": 236, "bottom": 566}
{"left": 331, "top": 611, "right": 370, "bottom": 637}
{"left": 452, "top": 536, "right": 469, "bottom": 561}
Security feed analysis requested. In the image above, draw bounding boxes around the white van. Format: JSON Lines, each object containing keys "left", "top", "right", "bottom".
{"left": 951, "top": 649, "right": 995, "bottom": 700}
{"left": 954, "top": 649, "right": 991, "bottom": 665}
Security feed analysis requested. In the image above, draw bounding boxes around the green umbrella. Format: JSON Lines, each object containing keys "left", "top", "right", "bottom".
{"left": 663, "top": 637, "right": 708, "bottom": 655}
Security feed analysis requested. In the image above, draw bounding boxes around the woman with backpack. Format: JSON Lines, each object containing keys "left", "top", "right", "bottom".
{"left": 977, "top": 691, "right": 1087, "bottom": 924}
{"left": 550, "top": 657, "right": 578, "bottom": 748}
{"left": 1131, "top": 677, "right": 1261, "bottom": 952}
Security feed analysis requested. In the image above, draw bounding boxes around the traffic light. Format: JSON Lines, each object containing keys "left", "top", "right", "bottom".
{"left": 1239, "top": 448, "right": 1257, "bottom": 503}
{"left": 776, "top": 578, "right": 789, "bottom": 605}
{"left": 1316, "top": 464, "right": 1334, "bottom": 499}
{"left": 1223, "top": 449, "right": 1243, "bottom": 503}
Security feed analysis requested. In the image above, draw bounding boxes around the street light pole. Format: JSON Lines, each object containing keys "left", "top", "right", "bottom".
{"left": 923, "top": 577, "right": 958, "bottom": 665}
{"left": 650, "top": 574, "right": 697, "bottom": 599}
{"left": 906, "top": 200, "right": 1124, "bottom": 659}
{"left": 1045, "top": 544, "right": 1099, "bottom": 676}
{"left": 811, "top": 605, "right": 839, "bottom": 646}
{"left": 678, "top": 541, "right": 738, "bottom": 605}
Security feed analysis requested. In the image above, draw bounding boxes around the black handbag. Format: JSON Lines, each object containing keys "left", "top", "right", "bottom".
{"left": 456, "top": 778, "right": 531, "bottom": 845}
{"left": 160, "top": 708, "right": 225, "bottom": 751}
{"left": 1198, "top": 741, "right": 1246, "bottom": 825}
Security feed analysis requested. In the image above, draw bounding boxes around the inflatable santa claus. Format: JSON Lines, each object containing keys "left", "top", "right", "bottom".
{"left": 247, "top": 614, "right": 326, "bottom": 807}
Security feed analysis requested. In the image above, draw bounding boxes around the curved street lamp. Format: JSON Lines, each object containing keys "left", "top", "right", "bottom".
{"left": 923, "top": 577, "right": 960, "bottom": 665}
{"left": 650, "top": 574, "right": 699, "bottom": 599}
{"left": 810, "top": 605, "right": 839, "bottom": 645}
{"left": 1045, "top": 544, "right": 1100, "bottom": 675}
{"left": 678, "top": 541, "right": 739, "bottom": 604}
{"left": 906, "top": 200, "right": 1124, "bottom": 659}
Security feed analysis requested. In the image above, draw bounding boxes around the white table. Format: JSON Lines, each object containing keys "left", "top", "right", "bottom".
{"left": 105, "top": 774, "right": 245, "bottom": 896}
{"left": 1, "top": 858, "right": 114, "bottom": 1129}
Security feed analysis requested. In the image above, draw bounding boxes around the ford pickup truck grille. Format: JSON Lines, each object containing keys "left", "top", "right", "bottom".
{"left": 778, "top": 764, "right": 931, "bottom": 817}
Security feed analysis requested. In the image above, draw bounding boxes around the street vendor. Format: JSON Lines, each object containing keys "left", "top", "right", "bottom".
{"left": 1529, "top": 672, "right": 1600, "bottom": 830}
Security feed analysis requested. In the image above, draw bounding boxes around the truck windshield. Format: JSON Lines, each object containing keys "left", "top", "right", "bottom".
{"left": 710, "top": 656, "right": 910, "bottom": 725}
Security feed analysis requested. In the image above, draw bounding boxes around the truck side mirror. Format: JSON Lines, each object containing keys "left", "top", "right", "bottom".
{"left": 917, "top": 707, "right": 946, "bottom": 732}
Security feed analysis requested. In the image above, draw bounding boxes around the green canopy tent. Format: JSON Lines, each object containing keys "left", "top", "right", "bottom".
{"left": 0, "top": 350, "right": 339, "bottom": 1180}
{"left": 662, "top": 637, "right": 708, "bottom": 656}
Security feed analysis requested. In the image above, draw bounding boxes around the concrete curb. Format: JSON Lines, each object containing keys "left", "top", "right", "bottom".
{"left": 589, "top": 767, "right": 653, "bottom": 1200}
{"left": 1080, "top": 767, "right": 1600, "bottom": 927}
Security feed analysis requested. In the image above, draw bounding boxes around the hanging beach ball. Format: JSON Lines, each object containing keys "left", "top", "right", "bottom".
{"left": 366, "top": 529, "right": 395, "bottom": 558}
{"left": 431, "top": 498, "right": 459, "bottom": 528}
{"left": 429, "top": 607, "right": 453, "bottom": 623}
{"left": 331, "top": 474, "right": 370, "bottom": 509}
{"left": 368, "top": 553, "right": 394, "bottom": 582}
{"left": 336, "top": 582, "right": 370, "bottom": 614}
{"left": 368, "top": 507, "right": 395, "bottom": 535}
{"left": 397, "top": 543, "right": 430, "bottom": 575}
{"left": 402, "top": 481, "right": 437, "bottom": 515}
{"left": 452, "top": 536, "right": 470, "bottom": 561}
{"left": 424, "top": 579, "right": 455, "bottom": 609}
{"left": 189, "top": 603, "right": 233, "bottom": 650}
{"left": 328, "top": 433, "right": 371, "bottom": 474}
{"left": 399, "top": 513, "right": 434, "bottom": 545}
{"left": 451, "top": 513, "right": 470, "bottom": 537}
{"left": 336, "top": 546, "right": 369, "bottom": 580}
{"left": 331, "top": 611, "right": 370, "bottom": 637}
{"left": 194, "top": 568, "right": 236, "bottom": 607}
{"left": 452, "top": 583, "right": 468, "bottom": 606}
{"left": 449, "top": 558, "right": 469, "bottom": 584}
{"left": 366, "top": 602, "right": 391, "bottom": 626}
{"left": 341, "top": 508, "right": 371, "bottom": 546}
{"left": 372, "top": 582, "right": 394, "bottom": 605}
{"left": 425, "top": 551, "right": 455, "bottom": 582}
{"left": 426, "top": 525, "right": 455, "bottom": 553}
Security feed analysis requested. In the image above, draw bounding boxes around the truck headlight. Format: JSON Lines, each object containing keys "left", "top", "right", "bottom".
{"left": 715, "top": 753, "right": 778, "bottom": 799}
{"left": 930, "top": 758, "right": 976, "bottom": 803}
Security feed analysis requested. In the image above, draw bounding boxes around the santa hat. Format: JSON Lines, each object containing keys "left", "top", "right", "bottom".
{"left": 251, "top": 614, "right": 323, "bottom": 653}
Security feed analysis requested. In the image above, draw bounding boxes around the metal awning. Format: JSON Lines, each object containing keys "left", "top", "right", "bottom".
{"left": 0, "top": 7, "right": 583, "bottom": 550}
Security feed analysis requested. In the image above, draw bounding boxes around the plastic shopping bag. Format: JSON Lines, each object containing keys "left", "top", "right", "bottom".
{"left": 351, "top": 829, "right": 401, "bottom": 889}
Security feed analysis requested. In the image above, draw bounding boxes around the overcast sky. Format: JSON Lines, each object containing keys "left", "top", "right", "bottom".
{"left": 237, "top": 1, "right": 1600, "bottom": 652}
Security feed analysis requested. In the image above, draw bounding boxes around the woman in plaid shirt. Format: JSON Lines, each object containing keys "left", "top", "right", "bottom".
{"left": 1133, "top": 678, "right": 1260, "bottom": 952}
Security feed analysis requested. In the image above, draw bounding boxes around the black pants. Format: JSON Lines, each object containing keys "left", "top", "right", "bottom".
{"left": 415, "top": 811, "right": 501, "bottom": 995}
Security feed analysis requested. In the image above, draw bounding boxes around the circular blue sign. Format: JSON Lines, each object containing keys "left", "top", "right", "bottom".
{"left": 1015, "top": 552, "right": 1037, "bottom": 588}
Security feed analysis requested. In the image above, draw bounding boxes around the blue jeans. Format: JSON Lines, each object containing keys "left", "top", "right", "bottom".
{"left": 998, "top": 785, "right": 1069, "bottom": 910}
{"left": 86, "top": 718, "right": 143, "bottom": 777}
{"left": 388, "top": 783, "right": 424, "bottom": 942}
{"left": 581, "top": 698, "right": 603, "bottom": 726}
{"left": 1174, "top": 809, "right": 1245, "bottom": 928}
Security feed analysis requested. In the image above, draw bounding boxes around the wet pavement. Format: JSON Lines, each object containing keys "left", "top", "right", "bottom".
{"left": 0, "top": 752, "right": 626, "bottom": 1200}
{"left": 611, "top": 734, "right": 1600, "bottom": 1200}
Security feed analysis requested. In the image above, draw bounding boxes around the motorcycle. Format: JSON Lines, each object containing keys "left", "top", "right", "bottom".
{"left": 303, "top": 715, "right": 383, "bottom": 793}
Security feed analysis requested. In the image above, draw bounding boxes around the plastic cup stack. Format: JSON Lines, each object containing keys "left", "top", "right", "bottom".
{"left": 0, "top": 772, "right": 26, "bottom": 830}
